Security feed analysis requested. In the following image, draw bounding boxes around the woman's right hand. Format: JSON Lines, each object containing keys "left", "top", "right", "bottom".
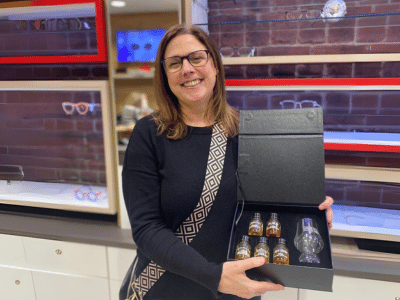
{"left": 218, "top": 257, "right": 285, "bottom": 299}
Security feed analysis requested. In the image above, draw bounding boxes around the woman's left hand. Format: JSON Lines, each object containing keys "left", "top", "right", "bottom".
{"left": 318, "top": 196, "right": 334, "bottom": 230}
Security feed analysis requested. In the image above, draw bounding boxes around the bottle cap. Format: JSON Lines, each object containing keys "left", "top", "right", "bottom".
{"left": 253, "top": 212, "right": 262, "bottom": 219}
{"left": 258, "top": 237, "right": 268, "bottom": 244}
{"left": 271, "top": 212, "right": 278, "bottom": 219}
{"left": 277, "top": 238, "right": 286, "bottom": 245}
{"left": 241, "top": 235, "right": 250, "bottom": 243}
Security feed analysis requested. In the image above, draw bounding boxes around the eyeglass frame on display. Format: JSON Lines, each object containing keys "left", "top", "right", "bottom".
{"left": 161, "top": 49, "right": 210, "bottom": 73}
{"left": 74, "top": 185, "right": 107, "bottom": 202}
{"left": 279, "top": 100, "right": 322, "bottom": 109}
{"left": 219, "top": 46, "right": 255, "bottom": 58}
{"left": 62, "top": 102, "right": 102, "bottom": 115}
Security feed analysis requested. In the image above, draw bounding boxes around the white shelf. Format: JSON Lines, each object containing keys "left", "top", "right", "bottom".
{"left": 113, "top": 74, "right": 154, "bottom": 80}
{"left": 0, "top": 180, "right": 110, "bottom": 213}
{"left": 324, "top": 131, "right": 400, "bottom": 146}
{"left": 331, "top": 204, "right": 400, "bottom": 242}
{"left": 0, "top": 3, "right": 95, "bottom": 20}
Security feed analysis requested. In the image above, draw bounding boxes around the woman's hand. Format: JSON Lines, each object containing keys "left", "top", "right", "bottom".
{"left": 218, "top": 257, "right": 284, "bottom": 299}
{"left": 319, "top": 196, "right": 334, "bottom": 230}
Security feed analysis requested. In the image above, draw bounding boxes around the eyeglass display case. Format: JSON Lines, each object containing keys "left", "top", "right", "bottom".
{"left": 185, "top": 0, "right": 400, "bottom": 65}
{"left": 0, "top": 81, "right": 118, "bottom": 215}
{"left": 0, "top": 0, "right": 107, "bottom": 64}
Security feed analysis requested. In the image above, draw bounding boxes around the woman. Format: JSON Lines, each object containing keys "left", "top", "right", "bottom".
{"left": 121, "top": 24, "right": 334, "bottom": 300}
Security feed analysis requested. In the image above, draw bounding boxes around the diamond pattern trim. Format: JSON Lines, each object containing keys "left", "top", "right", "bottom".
{"left": 133, "top": 123, "right": 227, "bottom": 297}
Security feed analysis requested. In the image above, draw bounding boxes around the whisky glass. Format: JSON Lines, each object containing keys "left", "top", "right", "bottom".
{"left": 294, "top": 218, "right": 324, "bottom": 263}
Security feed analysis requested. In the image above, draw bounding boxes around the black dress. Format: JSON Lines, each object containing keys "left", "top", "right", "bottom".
{"left": 122, "top": 116, "right": 260, "bottom": 300}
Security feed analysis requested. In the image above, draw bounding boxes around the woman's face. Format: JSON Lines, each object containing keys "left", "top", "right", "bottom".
{"left": 163, "top": 34, "right": 218, "bottom": 111}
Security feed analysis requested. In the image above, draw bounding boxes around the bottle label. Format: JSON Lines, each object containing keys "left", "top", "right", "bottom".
{"left": 266, "top": 221, "right": 281, "bottom": 237}
{"left": 237, "top": 248, "right": 249, "bottom": 255}
{"left": 273, "top": 248, "right": 289, "bottom": 264}
{"left": 267, "top": 223, "right": 280, "bottom": 230}
{"left": 236, "top": 247, "right": 251, "bottom": 259}
{"left": 274, "top": 248, "right": 288, "bottom": 256}
{"left": 254, "top": 248, "right": 269, "bottom": 257}
{"left": 249, "top": 220, "right": 262, "bottom": 231}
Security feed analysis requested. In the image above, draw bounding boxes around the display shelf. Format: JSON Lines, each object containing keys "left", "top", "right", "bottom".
{"left": 0, "top": 1, "right": 107, "bottom": 64}
{"left": 225, "top": 78, "right": 400, "bottom": 87}
{"left": 115, "top": 124, "right": 135, "bottom": 133}
{"left": 331, "top": 205, "right": 400, "bottom": 243}
{"left": 192, "top": 2, "right": 400, "bottom": 64}
{"left": 0, "top": 2, "right": 95, "bottom": 20}
{"left": 0, "top": 181, "right": 109, "bottom": 213}
{"left": 113, "top": 74, "right": 154, "bottom": 80}
{"left": 205, "top": 11, "right": 400, "bottom": 28}
{"left": 225, "top": 78, "right": 400, "bottom": 153}
{"left": 324, "top": 132, "right": 400, "bottom": 153}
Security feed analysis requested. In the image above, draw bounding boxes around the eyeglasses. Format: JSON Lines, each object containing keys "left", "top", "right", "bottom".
{"left": 62, "top": 102, "right": 101, "bottom": 115}
{"left": 74, "top": 185, "right": 107, "bottom": 202}
{"left": 162, "top": 50, "right": 210, "bottom": 73}
{"left": 219, "top": 46, "right": 255, "bottom": 58}
{"left": 279, "top": 100, "right": 322, "bottom": 109}
{"left": 131, "top": 43, "right": 153, "bottom": 51}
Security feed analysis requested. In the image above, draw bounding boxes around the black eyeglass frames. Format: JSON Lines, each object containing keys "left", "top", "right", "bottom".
{"left": 162, "top": 50, "right": 210, "bottom": 73}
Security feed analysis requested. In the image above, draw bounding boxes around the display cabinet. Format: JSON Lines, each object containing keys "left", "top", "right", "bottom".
{"left": 0, "top": 80, "right": 118, "bottom": 215}
{"left": 0, "top": 0, "right": 107, "bottom": 64}
{"left": 0, "top": 233, "right": 137, "bottom": 300}
{"left": 184, "top": 0, "right": 400, "bottom": 65}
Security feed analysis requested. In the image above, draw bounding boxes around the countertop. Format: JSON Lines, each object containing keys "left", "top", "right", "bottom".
{"left": 1, "top": 210, "right": 399, "bottom": 283}
{"left": 0, "top": 210, "right": 135, "bottom": 249}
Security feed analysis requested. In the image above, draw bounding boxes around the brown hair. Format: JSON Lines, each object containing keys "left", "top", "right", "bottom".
{"left": 152, "top": 24, "right": 239, "bottom": 140}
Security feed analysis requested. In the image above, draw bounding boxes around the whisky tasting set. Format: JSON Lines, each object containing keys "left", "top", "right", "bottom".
{"left": 235, "top": 213, "right": 324, "bottom": 265}
{"left": 227, "top": 109, "right": 333, "bottom": 292}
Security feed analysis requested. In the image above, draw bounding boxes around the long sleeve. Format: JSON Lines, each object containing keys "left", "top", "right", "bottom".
{"left": 122, "top": 117, "right": 224, "bottom": 297}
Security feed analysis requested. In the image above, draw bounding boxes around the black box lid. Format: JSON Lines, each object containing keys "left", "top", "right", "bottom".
{"left": 237, "top": 108, "right": 326, "bottom": 206}
{"left": 239, "top": 108, "right": 323, "bottom": 135}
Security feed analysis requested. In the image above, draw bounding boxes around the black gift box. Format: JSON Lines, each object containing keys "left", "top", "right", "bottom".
{"left": 227, "top": 108, "right": 333, "bottom": 292}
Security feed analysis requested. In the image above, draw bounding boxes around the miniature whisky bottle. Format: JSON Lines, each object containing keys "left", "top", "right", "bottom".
{"left": 266, "top": 213, "right": 281, "bottom": 238}
{"left": 273, "top": 238, "right": 289, "bottom": 265}
{"left": 248, "top": 212, "right": 263, "bottom": 236}
{"left": 254, "top": 237, "right": 270, "bottom": 263}
{"left": 235, "top": 235, "right": 251, "bottom": 260}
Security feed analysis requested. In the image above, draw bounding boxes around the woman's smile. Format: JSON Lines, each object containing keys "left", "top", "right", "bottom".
{"left": 182, "top": 78, "right": 202, "bottom": 88}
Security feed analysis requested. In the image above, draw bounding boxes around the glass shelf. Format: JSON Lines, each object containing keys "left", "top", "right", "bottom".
{"left": 193, "top": 0, "right": 400, "bottom": 64}
{"left": 0, "top": 1, "right": 107, "bottom": 64}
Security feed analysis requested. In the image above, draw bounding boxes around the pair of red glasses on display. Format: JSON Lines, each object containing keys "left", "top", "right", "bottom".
{"left": 62, "top": 102, "right": 102, "bottom": 116}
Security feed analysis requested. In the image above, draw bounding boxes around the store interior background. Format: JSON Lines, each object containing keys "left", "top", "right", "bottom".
{"left": 0, "top": 0, "right": 400, "bottom": 299}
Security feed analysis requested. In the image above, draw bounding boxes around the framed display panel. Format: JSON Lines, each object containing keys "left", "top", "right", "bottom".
{"left": 185, "top": 0, "right": 400, "bottom": 65}
{"left": 0, "top": 0, "right": 107, "bottom": 64}
{"left": 0, "top": 80, "right": 118, "bottom": 215}
{"left": 226, "top": 78, "right": 400, "bottom": 242}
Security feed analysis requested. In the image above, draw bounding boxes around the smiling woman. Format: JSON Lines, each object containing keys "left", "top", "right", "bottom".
{"left": 152, "top": 24, "right": 238, "bottom": 140}
{"left": 120, "top": 24, "right": 332, "bottom": 300}
{"left": 162, "top": 34, "right": 218, "bottom": 127}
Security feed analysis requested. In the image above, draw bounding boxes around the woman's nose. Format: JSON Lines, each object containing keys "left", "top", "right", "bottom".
{"left": 181, "top": 58, "right": 195, "bottom": 72}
